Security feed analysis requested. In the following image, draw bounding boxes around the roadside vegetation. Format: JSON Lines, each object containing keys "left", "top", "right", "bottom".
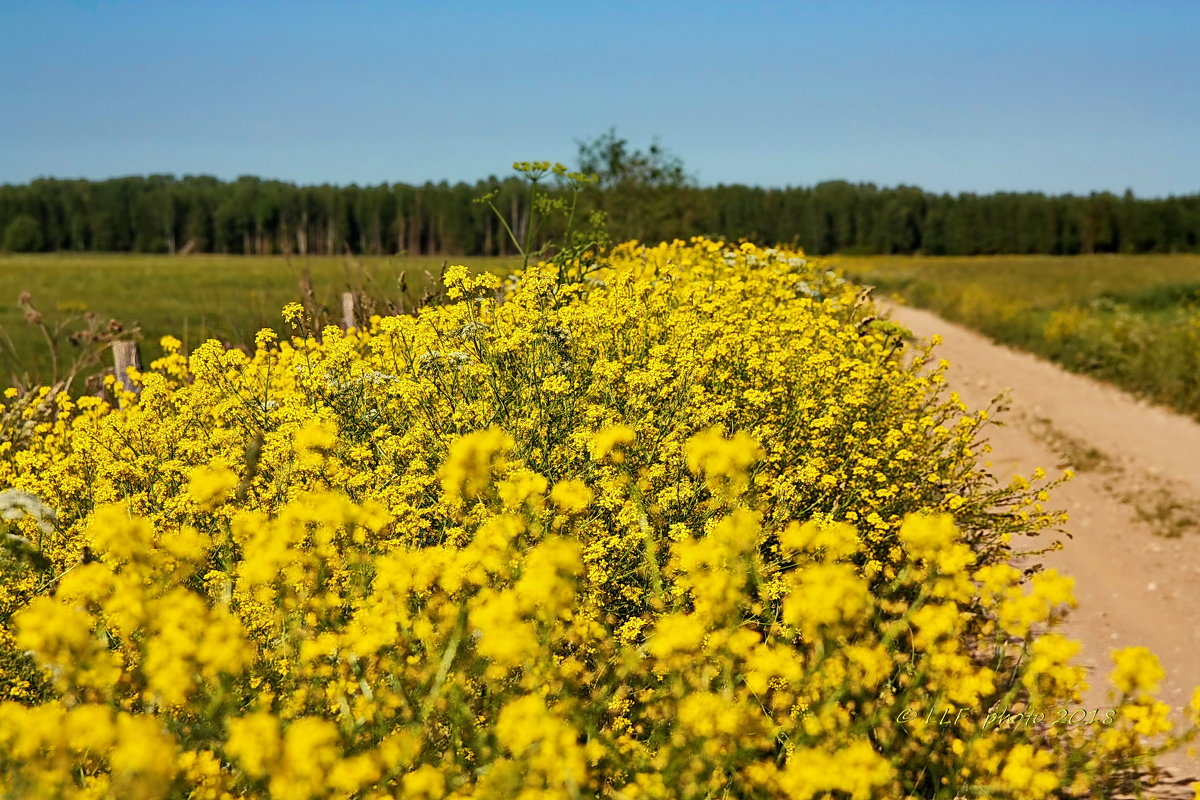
{"left": 838, "top": 253, "right": 1200, "bottom": 420}
{"left": 3, "top": 233, "right": 1198, "bottom": 797}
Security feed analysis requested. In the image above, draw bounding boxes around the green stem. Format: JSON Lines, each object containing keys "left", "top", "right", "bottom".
{"left": 487, "top": 199, "right": 523, "bottom": 259}
{"left": 423, "top": 603, "right": 467, "bottom": 719}
{"left": 524, "top": 180, "right": 538, "bottom": 270}
{"left": 626, "top": 476, "right": 664, "bottom": 598}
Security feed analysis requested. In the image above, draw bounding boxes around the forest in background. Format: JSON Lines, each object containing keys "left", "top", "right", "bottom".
{"left": 3, "top": 133, "right": 1199, "bottom": 257}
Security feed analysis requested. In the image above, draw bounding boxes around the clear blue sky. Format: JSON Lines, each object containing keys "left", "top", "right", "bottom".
{"left": 2, "top": 0, "right": 1197, "bottom": 196}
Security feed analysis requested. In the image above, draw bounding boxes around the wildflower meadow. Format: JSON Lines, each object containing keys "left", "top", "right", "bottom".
{"left": 1, "top": 235, "right": 1198, "bottom": 798}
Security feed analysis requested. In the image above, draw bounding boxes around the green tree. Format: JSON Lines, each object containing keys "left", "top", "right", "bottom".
{"left": 576, "top": 129, "right": 695, "bottom": 243}
{"left": 3, "top": 214, "right": 43, "bottom": 252}
{"left": 577, "top": 128, "right": 688, "bottom": 190}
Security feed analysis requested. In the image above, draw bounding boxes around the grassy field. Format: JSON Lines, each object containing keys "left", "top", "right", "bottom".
{"left": 0, "top": 253, "right": 516, "bottom": 388}
{"left": 833, "top": 253, "right": 1200, "bottom": 419}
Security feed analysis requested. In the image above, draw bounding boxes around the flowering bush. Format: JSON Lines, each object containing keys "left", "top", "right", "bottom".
{"left": 0, "top": 239, "right": 1196, "bottom": 798}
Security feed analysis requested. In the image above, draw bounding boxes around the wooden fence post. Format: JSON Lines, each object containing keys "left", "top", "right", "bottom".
{"left": 342, "top": 291, "right": 357, "bottom": 330}
{"left": 112, "top": 341, "right": 142, "bottom": 399}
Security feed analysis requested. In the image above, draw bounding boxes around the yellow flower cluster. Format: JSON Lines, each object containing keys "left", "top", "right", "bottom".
{"left": 0, "top": 238, "right": 1196, "bottom": 797}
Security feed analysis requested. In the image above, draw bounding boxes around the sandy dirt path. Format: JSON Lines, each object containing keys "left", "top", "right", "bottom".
{"left": 885, "top": 303, "right": 1200, "bottom": 778}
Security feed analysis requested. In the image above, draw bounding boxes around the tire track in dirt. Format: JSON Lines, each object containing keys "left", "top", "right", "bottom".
{"left": 885, "top": 303, "right": 1200, "bottom": 777}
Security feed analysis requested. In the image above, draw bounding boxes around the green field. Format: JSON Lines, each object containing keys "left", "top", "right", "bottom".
{"left": 833, "top": 253, "right": 1200, "bottom": 419}
{"left": 0, "top": 253, "right": 516, "bottom": 389}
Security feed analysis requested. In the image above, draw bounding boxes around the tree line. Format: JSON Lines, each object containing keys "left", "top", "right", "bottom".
{"left": 3, "top": 141, "right": 1198, "bottom": 257}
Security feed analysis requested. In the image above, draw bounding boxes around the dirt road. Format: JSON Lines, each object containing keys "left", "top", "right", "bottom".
{"left": 885, "top": 303, "right": 1200, "bottom": 777}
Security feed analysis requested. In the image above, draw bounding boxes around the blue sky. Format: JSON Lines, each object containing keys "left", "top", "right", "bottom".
{"left": 1, "top": 0, "right": 1197, "bottom": 196}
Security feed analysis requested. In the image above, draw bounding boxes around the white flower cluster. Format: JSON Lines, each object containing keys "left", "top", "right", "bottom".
{"left": 451, "top": 322, "right": 491, "bottom": 340}
{"left": 416, "top": 350, "right": 472, "bottom": 374}
{"left": 326, "top": 370, "right": 399, "bottom": 393}
{"left": 0, "top": 488, "right": 56, "bottom": 535}
{"left": 795, "top": 270, "right": 849, "bottom": 301}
